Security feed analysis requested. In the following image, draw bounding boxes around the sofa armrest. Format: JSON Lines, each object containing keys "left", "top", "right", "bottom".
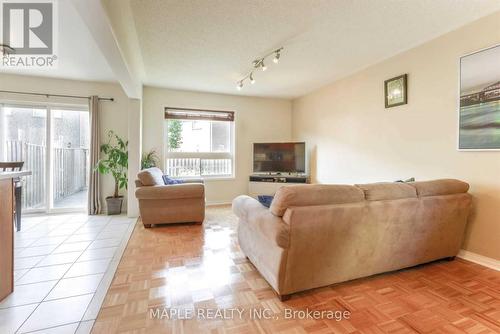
{"left": 232, "top": 195, "right": 264, "bottom": 220}
{"left": 135, "top": 183, "right": 204, "bottom": 200}
{"left": 233, "top": 195, "right": 289, "bottom": 248}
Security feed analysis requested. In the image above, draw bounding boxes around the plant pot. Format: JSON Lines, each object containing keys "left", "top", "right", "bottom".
{"left": 106, "top": 196, "right": 123, "bottom": 215}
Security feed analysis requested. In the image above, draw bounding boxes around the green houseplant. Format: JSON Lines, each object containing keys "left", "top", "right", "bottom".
{"left": 96, "top": 130, "right": 128, "bottom": 215}
{"left": 141, "top": 149, "right": 160, "bottom": 169}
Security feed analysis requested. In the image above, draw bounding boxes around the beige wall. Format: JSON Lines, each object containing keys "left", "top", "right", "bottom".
{"left": 142, "top": 86, "right": 292, "bottom": 204}
{"left": 0, "top": 73, "right": 133, "bottom": 212}
{"left": 292, "top": 12, "right": 500, "bottom": 260}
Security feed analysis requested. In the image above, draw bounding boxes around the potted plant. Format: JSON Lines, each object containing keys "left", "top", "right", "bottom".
{"left": 141, "top": 149, "right": 160, "bottom": 169}
{"left": 96, "top": 130, "right": 128, "bottom": 215}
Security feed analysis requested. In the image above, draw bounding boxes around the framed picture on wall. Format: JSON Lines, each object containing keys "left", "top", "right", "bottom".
{"left": 384, "top": 74, "right": 408, "bottom": 108}
{"left": 458, "top": 44, "right": 500, "bottom": 150}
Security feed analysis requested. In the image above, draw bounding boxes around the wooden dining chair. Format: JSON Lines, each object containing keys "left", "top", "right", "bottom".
{"left": 0, "top": 162, "right": 24, "bottom": 232}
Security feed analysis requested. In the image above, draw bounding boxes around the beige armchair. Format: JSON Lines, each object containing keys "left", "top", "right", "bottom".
{"left": 135, "top": 167, "right": 205, "bottom": 227}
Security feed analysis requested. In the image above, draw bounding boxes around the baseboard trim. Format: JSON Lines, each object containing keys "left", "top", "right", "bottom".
{"left": 457, "top": 249, "right": 500, "bottom": 271}
{"left": 206, "top": 201, "right": 232, "bottom": 207}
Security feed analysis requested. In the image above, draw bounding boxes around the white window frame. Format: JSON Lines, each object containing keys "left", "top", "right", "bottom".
{"left": 164, "top": 111, "right": 236, "bottom": 180}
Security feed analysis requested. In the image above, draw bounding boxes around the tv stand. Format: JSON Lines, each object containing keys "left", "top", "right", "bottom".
{"left": 249, "top": 174, "right": 308, "bottom": 183}
{"left": 248, "top": 174, "right": 309, "bottom": 198}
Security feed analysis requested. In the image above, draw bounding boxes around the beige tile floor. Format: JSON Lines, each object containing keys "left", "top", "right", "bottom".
{"left": 0, "top": 213, "right": 136, "bottom": 334}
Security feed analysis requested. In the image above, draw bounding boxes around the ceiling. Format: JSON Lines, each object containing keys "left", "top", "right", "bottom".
{"left": 0, "top": 0, "right": 115, "bottom": 82}
{"left": 2, "top": 1, "right": 499, "bottom": 98}
{"left": 128, "top": 0, "right": 500, "bottom": 98}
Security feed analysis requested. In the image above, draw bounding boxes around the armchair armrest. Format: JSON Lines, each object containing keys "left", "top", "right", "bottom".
{"left": 135, "top": 184, "right": 204, "bottom": 200}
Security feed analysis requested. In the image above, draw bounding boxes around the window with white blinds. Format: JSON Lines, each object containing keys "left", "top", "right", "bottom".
{"left": 164, "top": 107, "right": 235, "bottom": 178}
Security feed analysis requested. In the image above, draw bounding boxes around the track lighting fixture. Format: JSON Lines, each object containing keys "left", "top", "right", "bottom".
{"left": 273, "top": 50, "right": 280, "bottom": 63}
{"left": 236, "top": 47, "right": 283, "bottom": 90}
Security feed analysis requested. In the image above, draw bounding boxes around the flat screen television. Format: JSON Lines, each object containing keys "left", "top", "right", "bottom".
{"left": 253, "top": 142, "right": 306, "bottom": 174}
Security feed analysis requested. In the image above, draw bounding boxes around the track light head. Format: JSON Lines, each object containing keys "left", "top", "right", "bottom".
{"left": 273, "top": 51, "right": 280, "bottom": 63}
{"left": 261, "top": 61, "right": 267, "bottom": 71}
{"left": 250, "top": 73, "right": 255, "bottom": 84}
{"left": 236, "top": 81, "right": 243, "bottom": 90}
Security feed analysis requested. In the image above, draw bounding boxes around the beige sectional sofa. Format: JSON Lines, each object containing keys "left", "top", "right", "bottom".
{"left": 135, "top": 168, "right": 205, "bottom": 227}
{"left": 232, "top": 179, "right": 472, "bottom": 300}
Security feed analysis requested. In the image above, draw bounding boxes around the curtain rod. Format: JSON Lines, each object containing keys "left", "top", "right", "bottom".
{"left": 0, "top": 89, "right": 114, "bottom": 101}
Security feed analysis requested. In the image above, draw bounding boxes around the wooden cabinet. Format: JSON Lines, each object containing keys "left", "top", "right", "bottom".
{"left": 0, "top": 178, "right": 14, "bottom": 301}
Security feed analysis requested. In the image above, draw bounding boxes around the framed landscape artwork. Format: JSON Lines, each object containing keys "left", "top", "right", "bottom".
{"left": 384, "top": 74, "right": 407, "bottom": 108}
{"left": 459, "top": 44, "right": 500, "bottom": 150}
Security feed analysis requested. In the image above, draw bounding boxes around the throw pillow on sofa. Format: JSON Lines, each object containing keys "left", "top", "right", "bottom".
{"left": 162, "top": 175, "right": 184, "bottom": 185}
{"left": 395, "top": 177, "right": 415, "bottom": 183}
{"left": 257, "top": 195, "right": 274, "bottom": 208}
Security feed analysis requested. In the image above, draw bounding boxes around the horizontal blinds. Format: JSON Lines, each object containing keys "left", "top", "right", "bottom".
{"left": 165, "top": 107, "right": 234, "bottom": 122}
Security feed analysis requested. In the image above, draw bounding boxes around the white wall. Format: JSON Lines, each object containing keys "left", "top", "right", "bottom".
{"left": 0, "top": 73, "right": 134, "bottom": 213}
{"left": 292, "top": 12, "right": 500, "bottom": 260}
{"left": 142, "top": 86, "right": 292, "bottom": 204}
{"left": 127, "top": 98, "right": 142, "bottom": 217}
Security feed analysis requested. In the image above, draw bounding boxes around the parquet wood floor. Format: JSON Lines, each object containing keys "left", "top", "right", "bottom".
{"left": 92, "top": 206, "right": 500, "bottom": 334}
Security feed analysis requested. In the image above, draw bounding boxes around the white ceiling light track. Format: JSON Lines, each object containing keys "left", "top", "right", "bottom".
{"left": 236, "top": 47, "right": 283, "bottom": 90}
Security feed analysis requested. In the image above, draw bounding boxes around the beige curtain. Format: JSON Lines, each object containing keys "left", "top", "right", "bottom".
{"left": 88, "top": 96, "right": 101, "bottom": 215}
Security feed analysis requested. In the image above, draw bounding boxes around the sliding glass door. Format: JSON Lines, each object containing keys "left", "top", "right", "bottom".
{"left": 0, "top": 105, "right": 47, "bottom": 211}
{"left": 0, "top": 104, "right": 89, "bottom": 213}
{"left": 51, "top": 109, "right": 90, "bottom": 210}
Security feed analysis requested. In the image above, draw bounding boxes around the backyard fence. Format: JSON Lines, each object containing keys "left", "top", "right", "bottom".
{"left": 5, "top": 140, "right": 89, "bottom": 210}
{"left": 53, "top": 147, "right": 88, "bottom": 202}
{"left": 165, "top": 158, "right": 232, "bottom": 177}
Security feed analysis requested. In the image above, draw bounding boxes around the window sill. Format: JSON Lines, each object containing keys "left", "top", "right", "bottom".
{"left": 204, "top": 176, "right": 235, "bottom": 181}
{"left": 180, "top": 176, "right": 236, "bottom": 181}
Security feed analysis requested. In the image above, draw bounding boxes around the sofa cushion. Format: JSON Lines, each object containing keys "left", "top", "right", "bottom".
{"left": 410, "top": 179, "right": 469, "bottom": 197}
{"left": 270, "top": 184, "right": 365, "bottom": 217}
{"left": 137, "top": 167, "right": 164, "bottom": 186}
{"left": 355, "top": 182, "right": 417, "bottom": 201}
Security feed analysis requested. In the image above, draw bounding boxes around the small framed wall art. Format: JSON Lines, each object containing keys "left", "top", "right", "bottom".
{"left": 384, "top": 74, "right": 408, "bottom": 108}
